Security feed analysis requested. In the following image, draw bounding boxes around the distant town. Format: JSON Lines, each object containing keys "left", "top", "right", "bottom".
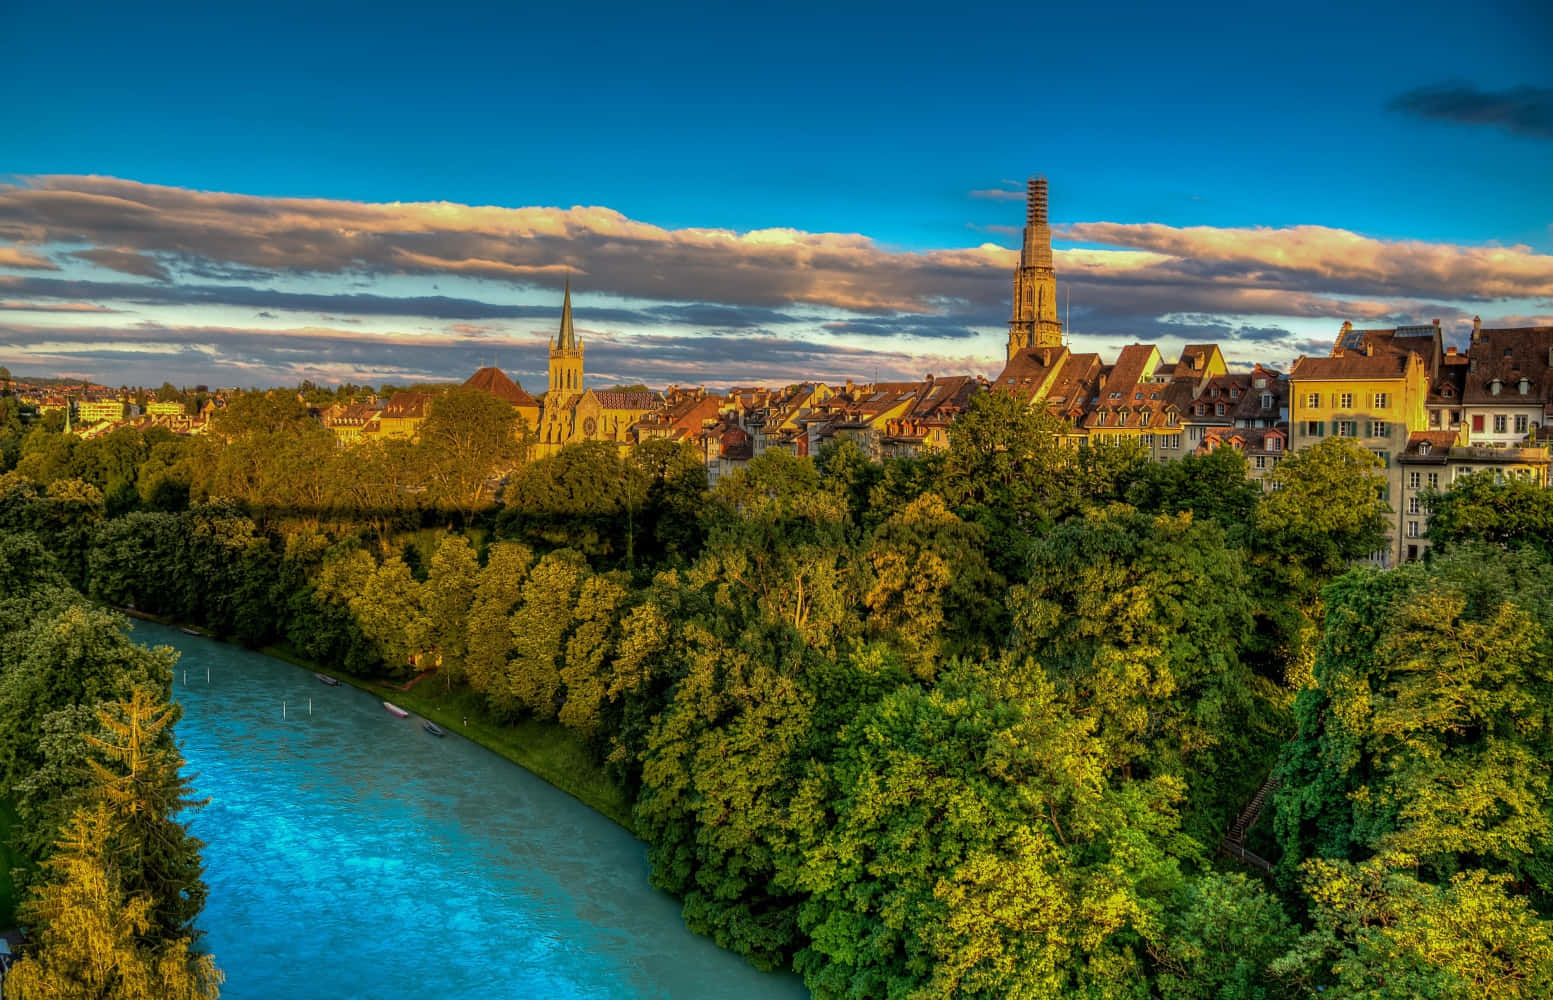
{"left": 6, "top": 179, "right": 1550, "bottom": 570}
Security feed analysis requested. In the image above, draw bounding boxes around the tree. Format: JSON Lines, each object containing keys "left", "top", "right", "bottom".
{"left": 1009, "top": 506, "right": 1261, "bottom": 833}
{"left": 420, "top": 535, "right": 480, "bottom": 688}
{"left": 417, "top": 387, "right": 521, "bottom": 518}
{"left": 1424, "top": 470, "right": 1553, "bottom": 557}
{"left": 794, "top": 669, "right": 1185, "bottom": 999}
{"left": 463, "top": 542, "right": 535, "bottom": 705}
{"left": 1254, "top": 437, "right": 1388, "bottom": 582}
{"left": 862, "top": 492, "right": 1003, "bottom": 673}
{"left": 503, "top": 442, "right": 642, "bottom": 558}
{"left": 503, "top": 549, "right": 591, "bottom": 719}
{"left": 1274, "top": 547, "right": 1553, "bottom": 891}
{"left": 4, "top": 805, "right": 222, "bottom": 1000}
{"left": 1285, "top": 854, "right": 1553, "bottom": 1000}
{"left": 83, "top": 687, "right": 209, "bottom": 945}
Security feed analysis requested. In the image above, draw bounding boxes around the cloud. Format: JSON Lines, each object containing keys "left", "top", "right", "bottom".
{"left": 969, "top": 188, "right": 1026, "bottom": 201}
{"left": 69, "top": 247, "right": 171, "bottom": 280}
{"left": 3, "top": 175, "right": 1551, "bottom": 387}
{"left": 0, "top": 176, "right": 1011, "bottom": 314}
{"left": 0, "top": 300, "right": 116, "bottom": 313}
{"left": 0, "top": 246, "right": 59, "bottom": 270}
{"left": 1388, "top": 82, "right": 1553, "bottom": 140}
{"left": 1058, "top": 222, "right": 1553, "bottom": 300}
{"left": 0, "top": 320, "right": 954, "bottom": 390}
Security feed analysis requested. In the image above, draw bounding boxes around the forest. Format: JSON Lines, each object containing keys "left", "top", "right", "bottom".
{"left": 2, "top": 385, "right": 1551, "bottom": 999}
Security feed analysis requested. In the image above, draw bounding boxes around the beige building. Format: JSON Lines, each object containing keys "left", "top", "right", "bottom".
{"left": 534, "top": 283, "right": 656, "bottom": 455}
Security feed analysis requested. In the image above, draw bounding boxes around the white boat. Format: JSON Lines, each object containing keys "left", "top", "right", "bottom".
{"left": 383, "top": 701, "right": 410, "bottom": 718}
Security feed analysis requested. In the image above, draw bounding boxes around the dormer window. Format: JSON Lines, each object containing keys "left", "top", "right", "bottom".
{"left": 1210, "top": 387, "right": 1219, "bottom": 398}
{"left": 1215, "top": 403, "right": 1225, "bottom": 416}
{"left": 1261, "top": 392, "right": 1273, "bottom": 409}
{"left": 1418, "top": 442, "right": 1431, "bottom": 456}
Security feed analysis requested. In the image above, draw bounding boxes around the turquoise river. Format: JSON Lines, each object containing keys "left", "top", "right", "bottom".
{"left": 141, "top": 621, "right": 810, "bottom": 999}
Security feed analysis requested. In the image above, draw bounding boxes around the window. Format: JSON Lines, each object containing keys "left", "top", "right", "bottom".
{"left": 1418, "top": 442, "right": 1431, "bottom": 455}
{"left": 1373, "top": 450, "right": 1388, "bottom": 466}
{"left": 1515, "top": 415, "right": 1529, "bottom": 434}
{"left": 1369, "top": 421, "right": 1388, "bottom": 438}
{"left": 1195, "top": 404, "right": 1205, "bottom": 416}
{"left": 1494, "top": 415, "right": 1508, "bottom": 433}
{"left": 1407, "top": 545, "right": 1419, "bottom": 562}
{"left": 1408, "top": 472, "right": 1421, "bottom": 489}
{"left": 1430, "top": 410, "right": 1440, "bottom": 428}
{"left": 1231, "top": 388, "right": 1241, "bottom": 400}
{"left": 1408, "top": 497, "right": 1420, "bottom": 514}
{"left": 1161, "top": 434, "right": 1180, "bottom": 449}
{"left": 1269, "top": 437, "right": 1282, "bottom": 452}
{"left": 1254, "top": 455, "right": 1266, "bottom": 469}
{"left": 1407, "top": 521, "right": 1420, "bottom": 538}
{"left": 1141, "top": 433, "right": 1155, "bottom": 447}
{"left": 1215, "top": 403, "right": 1225, "bottom": 416}
{"left": 1339, "top": 393, "right": 1353, "bottom": 408}
{"left": 1210, "top": 387, "right": 1219, "bottom": 398}
{"left": 1167, "top": 413, "right": 1179, "bottom": 427}
{"left": 1304, "top": 421, "right": 1323, "bottom": 437}
{"left": 1304, "top": 392, "right": 1320, "bottom": 408}
{"left": 1427, "top": 473, "right": 1439, "bottom": 489}
{"left": 1337, "top": 420, "right": 1357, "bottom": 436}
{"left": 1109, "top": 391, "right": 1122, "bottom": 399}
{"left": 1472, "top": 414, "right": 1485, "bottom": 432}
{"left": 1373, "top": 392, "right": 1389, "bottom": 408}
{"left": 1117, "top": 412, "right": 1127, "bottom": 426}
{"left": 1261, "top": 392, "right": 1273, "bottom": 409}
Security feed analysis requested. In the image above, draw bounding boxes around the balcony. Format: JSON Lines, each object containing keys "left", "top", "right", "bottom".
{"left": 1447, "top": 445, "right": 1551, "bottom": 464}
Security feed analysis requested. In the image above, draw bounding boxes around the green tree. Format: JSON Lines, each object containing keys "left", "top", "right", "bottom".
{"left": 463, "top": 542, "right": 535, "bottom": 704}
{"left": 417, "top": 386, "right": 521, "bottom": 518}
{"left": 1424, "top": 470, "right": 1553, "bottom": 556}
{"left": 862, "top": 492, "right": 1003, "bottom": 673}
{"left": 4, "top": 805, "right": 222, "bottom": 1000}
{"left": 83, "top": 686, "right": 208, "bottom": 944}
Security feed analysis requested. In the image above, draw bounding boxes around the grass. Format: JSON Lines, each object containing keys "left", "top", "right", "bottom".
{"left": 260, "top": 645, "right": 636, "bottom": 833}
{"left": 0, "top": 797, "right": 21, "bottom": 929}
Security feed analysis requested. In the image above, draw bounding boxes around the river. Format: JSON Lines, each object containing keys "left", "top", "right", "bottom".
{"left": 140, "top": 621, "right": 809, "bottom": 999}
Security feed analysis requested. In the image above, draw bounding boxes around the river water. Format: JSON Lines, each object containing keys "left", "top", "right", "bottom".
{"left": 140, "top": 622, "right": 809, "bottom": 1000}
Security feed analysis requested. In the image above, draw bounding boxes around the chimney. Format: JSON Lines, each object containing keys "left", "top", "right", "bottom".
{"left": 1446, "top": 346, "right": 1458, "bottom": 356}
{"left": 1472, "top": 316, "right": 1481, "bottom": 343}
{"left": 1340, "top": 320, "right": 1353, "bottom": 336}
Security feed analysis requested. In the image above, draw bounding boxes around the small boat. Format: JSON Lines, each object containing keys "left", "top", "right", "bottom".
{"left": 383, "top": 701, "right": 410, "bottom": 718}
{"left": 422, "top": 721, "right": 446, "bottom": 737}
{"left": 180, "top": 626, "right": 202, "bottom": 636}
{"left": 314, "top": 673, "right": 341, "bottom": 687}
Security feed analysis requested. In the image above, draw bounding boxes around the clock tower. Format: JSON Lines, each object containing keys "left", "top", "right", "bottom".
{"left": 548, "top": 280, "right": 584, "bottom": 397}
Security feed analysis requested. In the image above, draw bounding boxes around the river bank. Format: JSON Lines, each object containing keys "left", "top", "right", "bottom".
{"left": 108, "top": 606, "right": 636, "bottom": 832}
{"left": 260, "top": 644, "right": 636, "bottom": 831}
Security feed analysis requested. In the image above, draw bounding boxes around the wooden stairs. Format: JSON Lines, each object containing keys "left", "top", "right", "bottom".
{"left": 1219, "top": 773, "right": 1278, "bottom": 873}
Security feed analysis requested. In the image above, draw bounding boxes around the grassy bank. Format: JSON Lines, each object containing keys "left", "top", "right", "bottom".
{"left": 260, "top": 645, "right": 636, "bottom": 832}
{"left": 0, "top": 798, "right": 21, "bottom": 928}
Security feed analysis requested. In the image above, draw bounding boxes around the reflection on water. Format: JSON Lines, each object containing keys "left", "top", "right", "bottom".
{"left": 142, "top": 621, "right": 808, "bottom": 1000}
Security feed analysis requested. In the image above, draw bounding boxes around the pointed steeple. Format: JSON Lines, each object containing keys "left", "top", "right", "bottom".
{"left": 556, "top": 278, "right": 578, "bottom": 350}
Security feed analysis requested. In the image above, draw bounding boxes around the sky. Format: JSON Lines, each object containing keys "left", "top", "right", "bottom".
{"left": 2, "top": 0, "right": 1551, "bottom": 390}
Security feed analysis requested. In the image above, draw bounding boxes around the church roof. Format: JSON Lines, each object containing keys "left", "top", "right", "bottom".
{"left": 594, "top": 390, "right": 657, "bottom": 411}
{"left": 464, "top": 366, "right": 539, "bottom": 407}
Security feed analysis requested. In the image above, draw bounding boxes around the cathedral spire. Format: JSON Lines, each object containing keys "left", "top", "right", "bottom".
{"left": 556, "top": 278, "right": 578, "bottom": 350}
{"left": 1008, "top": 175, "right": 1062, "bottom": 360}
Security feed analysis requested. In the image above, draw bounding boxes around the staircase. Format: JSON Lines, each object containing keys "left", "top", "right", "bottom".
{"left": 1219, "top": 773, "right": 1278, "bottom": 873}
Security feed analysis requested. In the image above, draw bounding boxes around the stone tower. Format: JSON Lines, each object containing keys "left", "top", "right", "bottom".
{"left": 1007, "top": 176, "right": 1063, "bottom": 360}
{"left": 548, "top": 279, "right": 584, "bottom": 397}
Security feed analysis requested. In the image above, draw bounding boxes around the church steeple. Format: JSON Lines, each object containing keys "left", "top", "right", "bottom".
{"left": 1008, "top": 176, "right": 1063, "bottom": 360}
{"left": 548, "top": 280, "right": 584, "bottom": 397}
{"left": 556, "top": 278, "right": 578, "bottom": 351}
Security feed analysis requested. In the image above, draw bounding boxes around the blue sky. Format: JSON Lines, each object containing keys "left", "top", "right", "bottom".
{"left": 2, "top": 0, "right": 1550, "bottom": 388}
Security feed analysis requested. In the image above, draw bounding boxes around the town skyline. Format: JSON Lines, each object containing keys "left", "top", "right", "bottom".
{"left": 3, "top": 1, "right": 1551, "bottom": 389}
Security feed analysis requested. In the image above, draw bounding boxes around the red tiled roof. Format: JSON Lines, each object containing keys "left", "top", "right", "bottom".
{"left": 594, "top": 390, "right": 657, "bottom": 411}
{"left": 464, "top": 367, "right": 539, "bottom": 407}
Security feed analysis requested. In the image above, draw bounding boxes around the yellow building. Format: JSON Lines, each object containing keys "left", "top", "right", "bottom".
{"left": 146, "top": 400, "right": 185, "bottom": 417}
{"left": 377, "top": 391, "right": 431, "bottom": 439}
{"left": 75, "top": 398, "right": 126, "bottom": 423}
{"left": 1289, "top": 326, "right": 1433, "bottom": 565}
